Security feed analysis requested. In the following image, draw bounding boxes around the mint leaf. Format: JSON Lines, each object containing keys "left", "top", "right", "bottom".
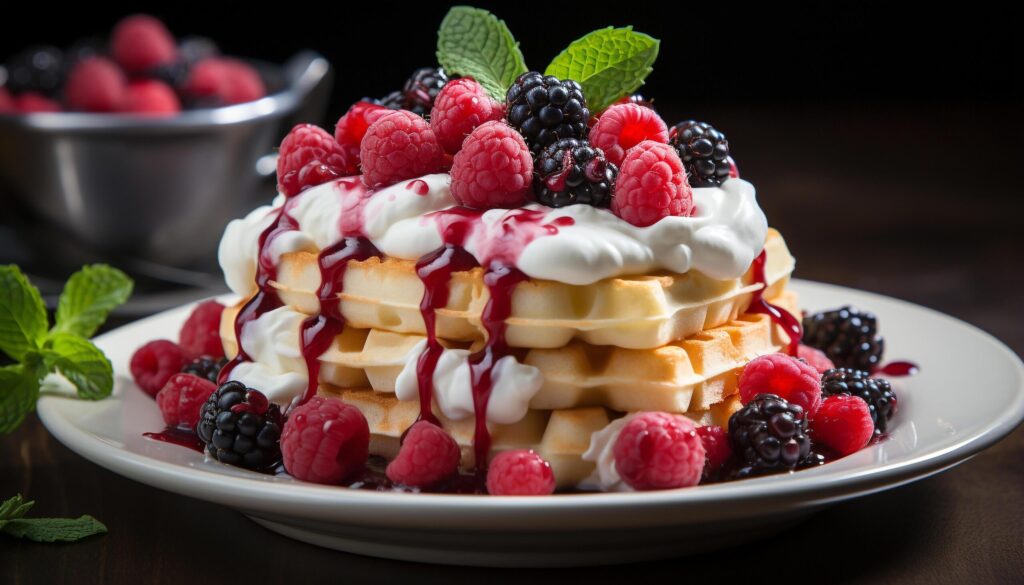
{"left": 54, "top": 264, "right": 133, "bottom": 338}
{"left": 0, "top": 495, "right": 35, "bottom": 527}
{"left": 0, "top": 265, "right": 47, "bottom": 361}
{"left": 437, "top": 6, "right": 528, "bottom": 101}
{"left": 43, "top": 334, "right": 113, "bottom": 400}
{"left": 545, "top": 27, "right": 660, "bottom": 112}
{"left": 0, "top": 365, "right": 41, "bottom": 434}
{"left": 3, "top": 516, "right": 107, "bottom": 542}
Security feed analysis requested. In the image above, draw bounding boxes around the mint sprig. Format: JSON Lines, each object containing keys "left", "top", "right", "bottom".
{"left": 545, "top": 27, "right": 660, "bottom": 112}
{"left": 0, "top": 495, "right": 106, "bottom": 543}
{"left": 0, "top": 264, "right": 132, "bottom": 434}
{"left": 436, "top": 6, "right": 528, "bottom": 101}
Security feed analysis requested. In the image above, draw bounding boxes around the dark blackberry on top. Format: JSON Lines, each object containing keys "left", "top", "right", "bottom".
{"left": 728, "top": 393, "right": 811, "bottom": 477}
{"left": 197, "top": 381, "right": 282, "bottom": 470}
{"left": 821, "top": 368, "right": 897, "bottom": 434}
{"left": 669, "top": 120, "right": 731, "bottom": 187}
{"left": 802, "top": 306, "right": 885, "bottom": 371}
{"left": 4, "top": 46, "right": 65, "bottom": 97}
{"left": 506, "top": 72, "right": 589, "bottom": 153}
{"left": 180, "top": 356, "right": 228, "bottom": 384}
{"left": 377, "top": 90, "right": 406, "bottom": 110}
{"left": 401, "top": 67, "right": 448, "bottom": 115}
{"left": 534, "top": 138, "right": 618, "bottom": 208}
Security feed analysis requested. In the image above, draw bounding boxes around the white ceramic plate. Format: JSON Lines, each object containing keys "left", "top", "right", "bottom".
{"left": 37, "top": 280, "right": 1024, "bottom": 567}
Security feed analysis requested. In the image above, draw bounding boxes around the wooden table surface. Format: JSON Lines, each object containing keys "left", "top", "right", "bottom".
{"left": 2, "top": 104, "right": 1022, "bottom": 583}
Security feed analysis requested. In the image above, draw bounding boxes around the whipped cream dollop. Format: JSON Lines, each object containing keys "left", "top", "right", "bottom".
{"left": 218, "top": 173, "right": 769, "bottom": 295}
{"left": 579, "top": 414, "right": 639, "bottom": 493}
{"left": 227, "top": 306, "right": 308, "bottom": 405}
{"left": 394, "top": 340, "right": 543, "bottom": 424}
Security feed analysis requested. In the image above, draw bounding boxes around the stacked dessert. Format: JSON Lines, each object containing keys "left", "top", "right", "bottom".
{"left": 131, "top": 7, "right": 905, "bottom": 494}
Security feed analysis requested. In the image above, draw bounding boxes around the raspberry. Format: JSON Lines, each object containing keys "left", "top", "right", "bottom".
{"left": 15, "top": 93, "right": 61, "bottom": 113}
{"left": 183, "top": 57, "right": 265, "bottom": 107}
{"left": 810, "top": 394, "right": 874, "bottom": 456}
{"left": 669, "top": 120, "right": 731, "bottom": 187}
{"left": 589, "top": 103, "right": 670, "bottom": 166}
{"left": 111, "top": 15, "right": 178, "bottom": 75}
{"left": 130, "top": 340, "right": 188, "bottom": 397}
{"left": 486, "top": 450, "right": 556, "bottom": 496}
{"left": 64, "top": 57, "right": 128, "bottom": 113}
{"left": 385, "top": 421, "right": 460, "bottom": 488}
{"left": 156, "top": 373, "right": 216, "bottom": 430}
{"left": 430, "top": 78, "right": 505, "bottom": 154}
{"left": 612, "top": 412, "right": 705, "bottom": 491}
{"left": 178, "top": 300, "right": 226, "bottom": 359}
{"left": 197, "top": 381, "right": 283, "bottom": 470}
{"left": 449, "top": 120, "right": 533, "bottom": 209}
{"left": 360, "top": 110, "right": 445, "bottom": 188}
{"left": 696, "top": 425, "right": 732, "bottom": 481}
{"left": 610, "top": 141, "right": 693, "bottom": 227}
{"left": 280, "top": 396, "right": 370, "bottom": 484}
{"left": 277, "top": 123, "right": 353, "bottom": 197}
{"left": 334, "top": 101, "right": 392, "bottom": 171}
{"left": 728, "top": 156, "right": 739, "bottom": 179}
{"left": 739, "top": 353, "right": 822, "bottom": 415}
{"left": 797, "top": 344, "right": 836, "bottom": 374}
{"left": 122, "top": 80, "right": 181, "bottom": 116}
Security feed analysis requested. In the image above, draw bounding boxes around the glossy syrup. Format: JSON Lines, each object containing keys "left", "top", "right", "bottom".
{"left": 875, "top": 360, "right": 919, "bottom": 377}
{"left": 747, "top": 249, "right": 802, "bottom": 355}
{"left": 143, "top": 428, "right": 205, "bottom": 453}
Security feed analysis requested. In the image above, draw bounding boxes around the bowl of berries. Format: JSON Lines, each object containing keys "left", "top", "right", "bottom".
{"left": 0, "top": 15, "right": 332, "bottom": 266}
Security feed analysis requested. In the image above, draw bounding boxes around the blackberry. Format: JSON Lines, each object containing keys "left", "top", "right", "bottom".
{"left": 802, "top": 306, "right": 885, "bottom": 371}
{"left": 146, "top": 61, "right": 191, "bottom": 89}
{"left": 506, "top": 71, "right": 589, "bottom": 153}
{"left": 401, "top": 67, "right": 448, "bottom": 116}
{"left": 728, "top": 393, "right": 811, "bottom": 477}
{"left": 5, "top": 46, "right": 64, "bottom": 97}
{"left": 181, "top": 356, "right": 228, "bottom": 384}
{"left": 534, "top": 138, "right": 618, "bottom": 208}
{"left": 377, "top": 90, "right": 405, "bottom": 110}
{"left": 178, "top": 36, "right": 220, "bottom": 64}
{"left": 197, "top": 381, "right": 282, "bottom": 470}
{"left": 669, "top": 120, "right": 731, "bottom": 187}
{"left": 821, "top": 368, "right": 897, "bottom": 434}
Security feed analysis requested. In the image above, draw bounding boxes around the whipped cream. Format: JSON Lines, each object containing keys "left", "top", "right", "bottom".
{"left": 394, "top": 340, "right": 543, "bottom": 425}
{"left": 227, "top": 306, "right": 308, "bottom": 405}
{"left": 218, "top": 173, "right": 769, "bottom": 293}
{"left": 579, "top": 414, "right": 638, "bottom": 493}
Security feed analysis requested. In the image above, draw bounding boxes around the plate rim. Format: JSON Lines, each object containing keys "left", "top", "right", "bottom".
{"left": 36, "top": 278, "right": 1024, "bottom": 527}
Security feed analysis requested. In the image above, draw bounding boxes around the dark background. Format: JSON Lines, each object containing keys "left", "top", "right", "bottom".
{"left": 2, "top": 3, "right": 1023, "bottom": 583}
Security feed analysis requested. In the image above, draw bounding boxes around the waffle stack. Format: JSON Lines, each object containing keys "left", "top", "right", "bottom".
{"left": 220, "top": 229, "right": 797, "bottom": 488}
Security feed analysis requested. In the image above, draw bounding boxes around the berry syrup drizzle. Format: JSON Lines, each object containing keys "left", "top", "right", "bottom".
{"left": 747, "top": 249, "right": 802, "bottom": 355}
{"left": 874, "top": 361, "right": 919, "bottom": 377}
{"left": 143, "top": 428, "right": 205, "bottom": 453}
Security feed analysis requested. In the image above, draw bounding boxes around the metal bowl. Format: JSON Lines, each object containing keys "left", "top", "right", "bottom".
{"left": 0, "top": 51, "right": 332, "bottom": 267}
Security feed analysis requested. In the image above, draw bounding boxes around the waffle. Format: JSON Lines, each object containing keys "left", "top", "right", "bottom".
{"left": 264, "top": 229, "right": 794, "bottom": 350}
{"left": 221, "top": 290, "right": 798, "bottom": 414}
{"left": 318, "top": 386, "right": 742, "bottom": 487}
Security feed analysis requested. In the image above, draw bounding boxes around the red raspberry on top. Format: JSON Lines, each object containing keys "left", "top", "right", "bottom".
{"left": 696, "top": 425, "right": 732, "bottom": 480}
{"left": 156, "top": 373, "right": 216, "bottom": 430}
{"left": 178, "top": 300, "right": 226, "bottom": 359}
{"left": 130, "top": 339, "right": 188, "bottom": 397}
{"left": 277, "top": 123, "right": 353, "bottom": 197}
{"left": 728, "top": 156, "right": 740, "bottom": 179}
{"left": 111, "top": 14, "right": 178, "bottom": 75}
{"left": 64, "top": 57, "right": 128, "bottom": 113}
{"left": 122, "top": 80, "right": 181, "bottom": 116}
{"left": 430, "top": 78, "right": 504, "bottom": 154}
{"left": 739, "top": 352, "right": 822, "bottom": 415}
{"left": 184, "top": 58, "right": 265, "bottom": 106}
{"left": 613, "top": 412, "right": 705, "bottom": 490}
{"left": 360, "top": 110, "right": 445, "bottom": 188}
{"left": 486, "top": 449, "right": 556, "bottom": 496}
{"left": 15, "top": 93, "right": 61, "bottom": 113}
{"left": 385, "top": 420, "right": 460, "bottom": 488}
{"left": 281, "top": 396, "right": 370, "bottom": 485}
{"left": 589, "top": 103, "right": 669, "bottom": 166}
{"left": 334, "top": 101, "right": 391, "bottom": 171}
{"left": 449, "top": 120, "right": 533, "bottom": 209}
{"left": 611, "top": 141, "right": 693, "bottom": 227}
{"left": 810, "top": 394, "right": 874, "bottom": 456}
{"left": 797, "top": 344, "right": 836, "bottom": 374}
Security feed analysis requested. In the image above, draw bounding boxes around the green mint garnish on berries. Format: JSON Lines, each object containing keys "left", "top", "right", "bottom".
{"left": 436, "top": 6, "right": 528, "bottom": 102}
{"left": 0, "top": 494, "right": 107, "bottom": 543}
{"left": 0, "top": 264, "right": 133, "bottom": 433}
{"left": 545, "top": 27, "right": 660, "bottom": 112}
